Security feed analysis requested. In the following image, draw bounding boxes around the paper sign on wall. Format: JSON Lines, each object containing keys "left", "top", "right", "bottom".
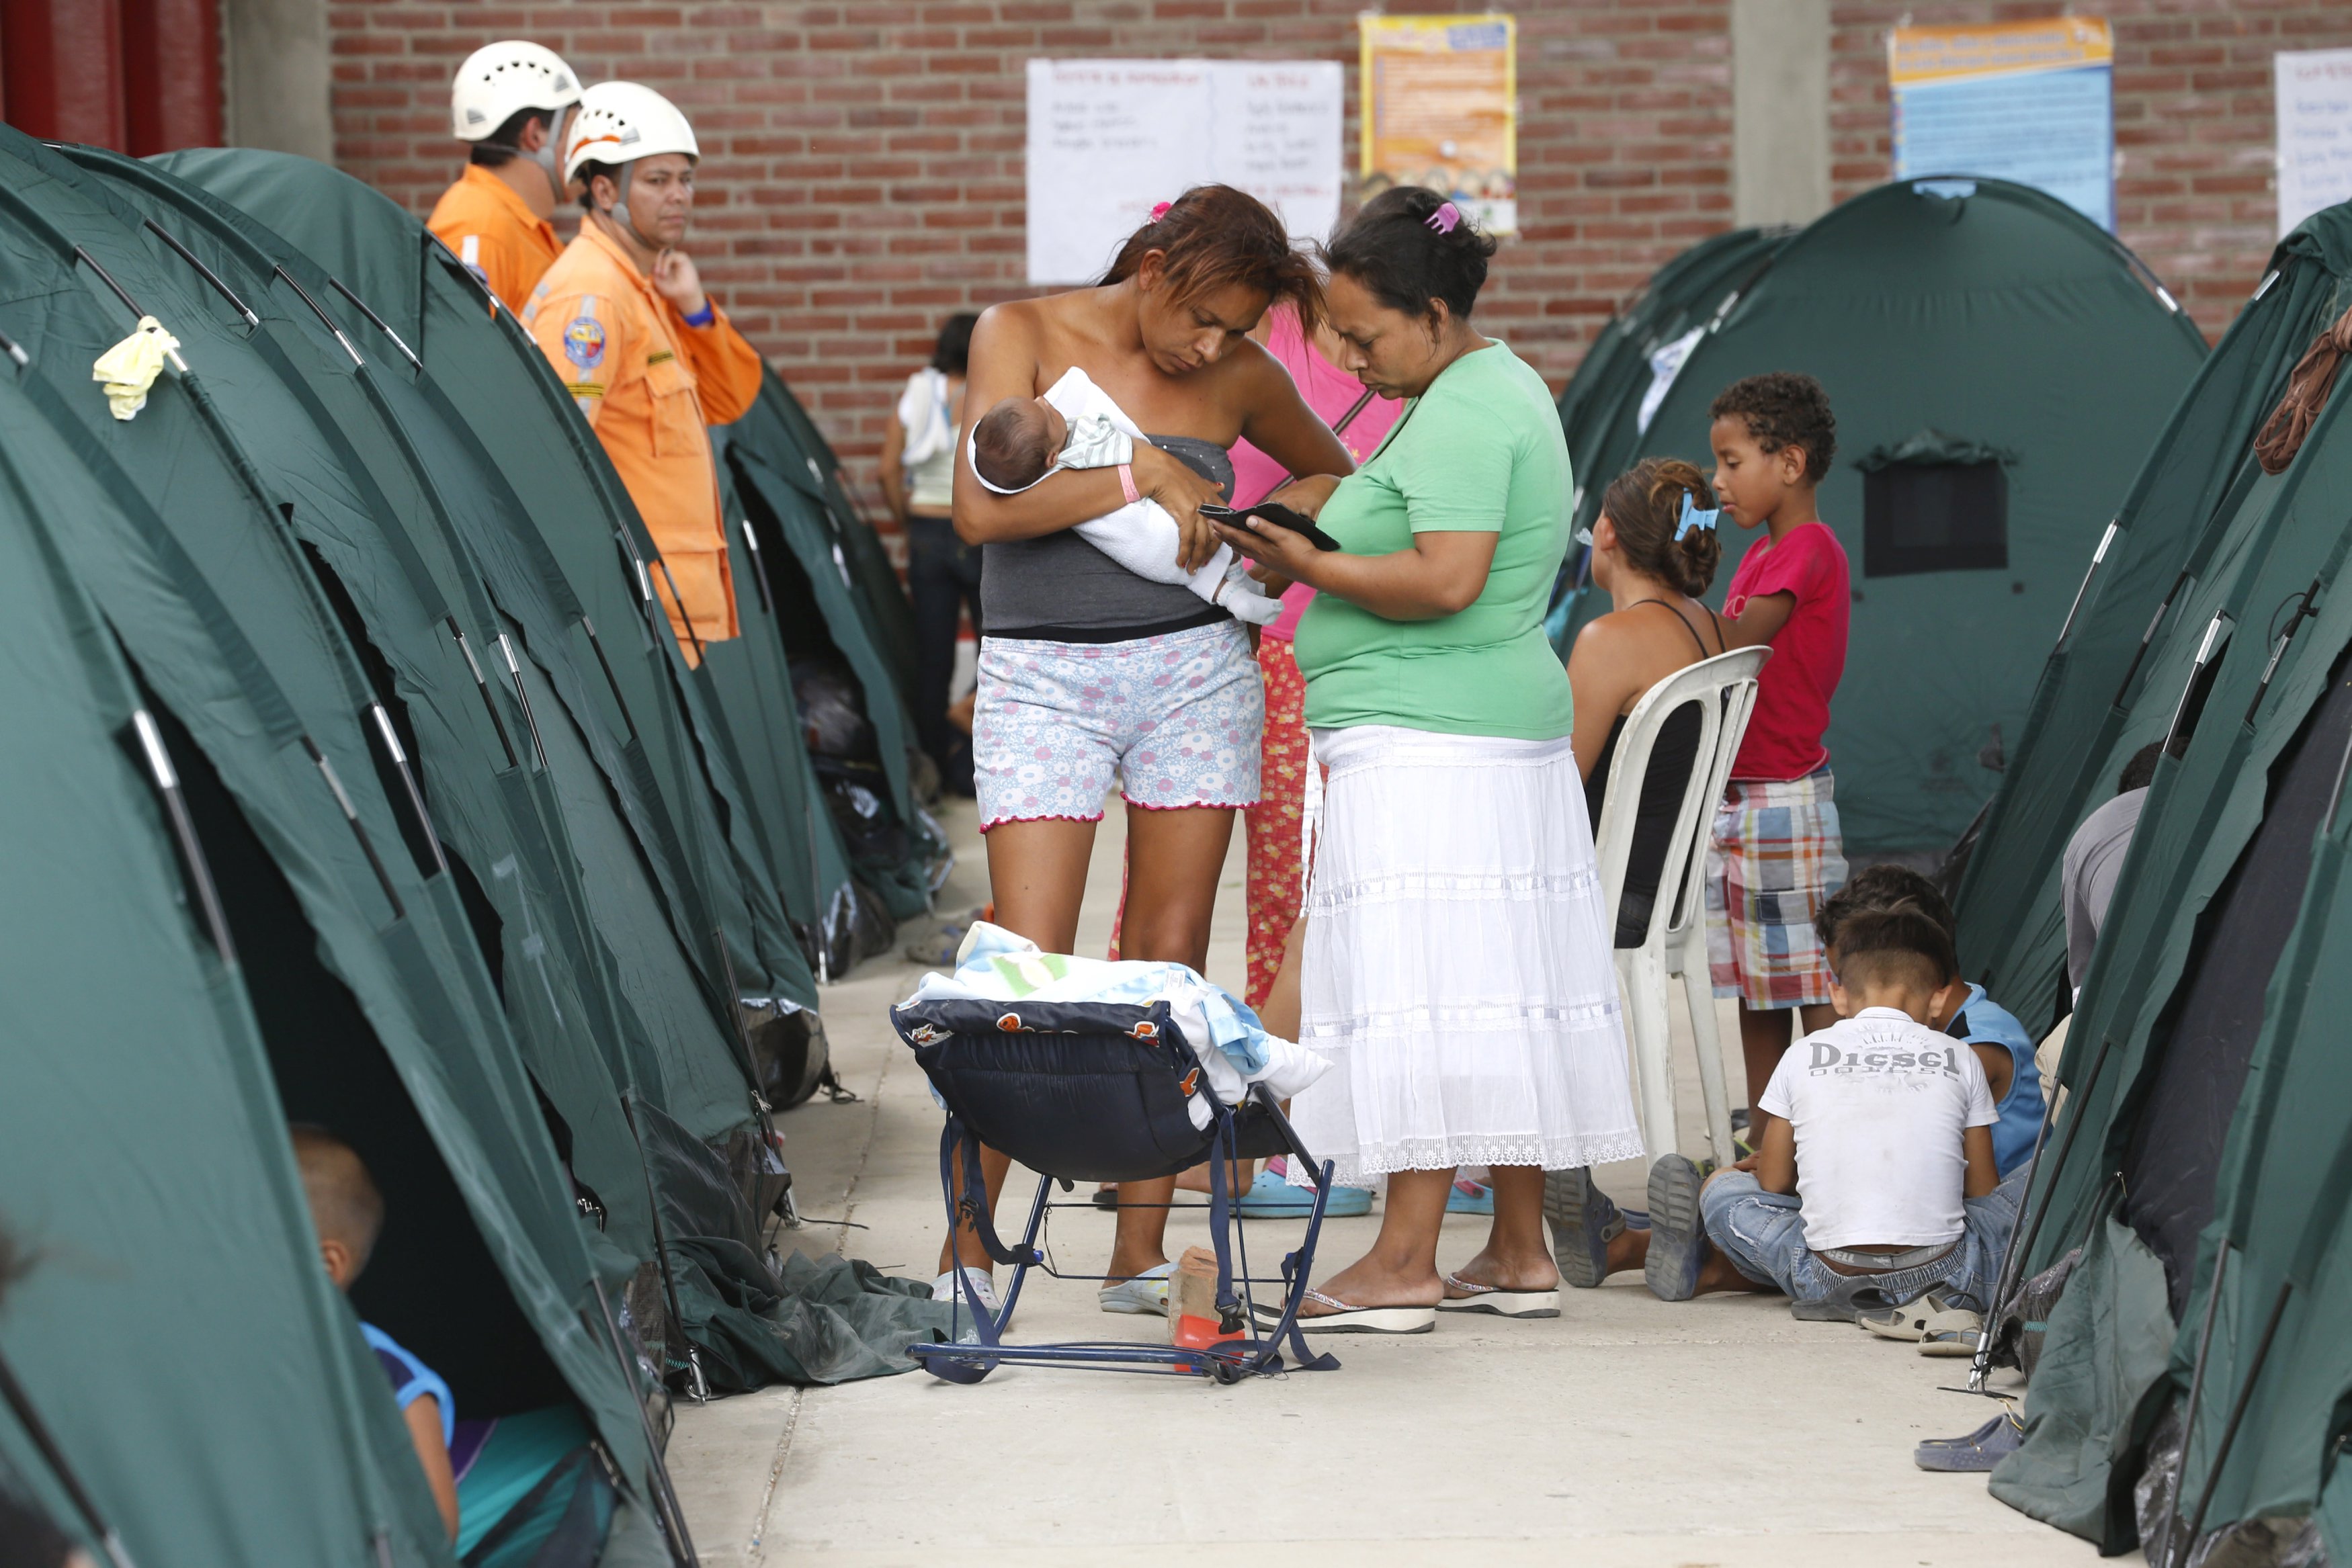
{"left": 2277, "top": 48, "right": 2352, "bottom": 239}
{"left": 1889, "top": 17, "right": 2115, "bottom": 232}
{"left": 1025, "top": 58, "right": 1344, "bottom": 286}
{"left": 1359, "top": 15, "right": 1518, "bottom": 234}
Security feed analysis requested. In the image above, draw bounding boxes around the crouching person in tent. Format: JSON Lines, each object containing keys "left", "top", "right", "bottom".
{"left": 526, "top": 80, "right": 764, "bottom": 666}
{"left": 429, "top": 40, "right": 583, "bottom": 312}
{"left": 294, "top": 1127, "right": 612, "bottom": 1563}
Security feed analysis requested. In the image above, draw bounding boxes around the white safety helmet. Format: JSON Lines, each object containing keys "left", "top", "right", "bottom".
{"left": 563, "top": 81, "right": 700, "bottom": 186}
{"left": 450, "top": 41, "right": 581, "bottom": 142}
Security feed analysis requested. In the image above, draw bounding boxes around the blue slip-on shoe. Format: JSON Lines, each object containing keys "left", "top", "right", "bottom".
{"left": 1235, "top": 1166, "right": 1372, "bottom": 1219}
{"left": 1914, "top": 1411, "right": 2023, "bottom": 1472}
{"left": 1445, "top": 1178, "right": 1494, "bottom": 1215}
{"left": 1544, "top": 1166, "right": 1624, "bottom": 1288}
{"left": 1643, "top": 1154, "right": 1710, "bottom": 1301}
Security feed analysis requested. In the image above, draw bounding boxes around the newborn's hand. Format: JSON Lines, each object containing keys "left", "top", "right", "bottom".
{"left": 1136, "top": 445, "right": 1228, "bottom": 572}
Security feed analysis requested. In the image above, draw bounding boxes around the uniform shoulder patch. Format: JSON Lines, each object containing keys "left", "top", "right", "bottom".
{"left": 563, "top": 314, "right": 607, "bottom": 369}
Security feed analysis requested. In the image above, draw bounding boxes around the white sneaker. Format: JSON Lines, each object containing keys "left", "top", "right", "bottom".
{"left": 931, "top": 1267, "right": 999, "bottom": 1314}
{"left": 1098, "top": 1262, "right": 1176, "bottom": 1317}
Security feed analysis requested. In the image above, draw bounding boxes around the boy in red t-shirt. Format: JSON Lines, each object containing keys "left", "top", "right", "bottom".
{"left": 1706, "top": 372, "right": 1851, "bottom": 1141}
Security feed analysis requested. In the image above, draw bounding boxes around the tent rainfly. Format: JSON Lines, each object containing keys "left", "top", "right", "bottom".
{"left": 1972, "top": 216, "right": 2352, "bottom": 1563}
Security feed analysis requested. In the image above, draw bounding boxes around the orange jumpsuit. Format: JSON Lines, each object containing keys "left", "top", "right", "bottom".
{"left": 524, "top": 222, "right": 764, "bottom": 663}
{"left": 426, "top": 165, "right": 564, "bottom": 314}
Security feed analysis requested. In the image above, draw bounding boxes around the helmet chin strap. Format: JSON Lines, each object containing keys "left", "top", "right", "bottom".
{"left": 596, "top": 165, "right": 667, "bottom": 256}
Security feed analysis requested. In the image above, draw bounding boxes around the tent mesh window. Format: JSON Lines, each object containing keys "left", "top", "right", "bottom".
{"left": 1862, "top": 460, "right": 2008, "bottom": 576}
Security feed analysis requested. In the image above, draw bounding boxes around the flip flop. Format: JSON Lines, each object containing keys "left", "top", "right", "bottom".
{"left": 1437, "top": 1272, "right": 1560, "bottom": 1317}
{"left": 1920, "top": 1325, "right": 1987, "bottom": 1357}
{"left": 1257, "top": 1287, "right": 1435, "bottom": 1335}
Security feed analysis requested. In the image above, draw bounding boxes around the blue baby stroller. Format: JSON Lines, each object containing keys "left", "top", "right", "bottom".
{"left": 891, "top": 995, "right": 1343, "bottom": 1383}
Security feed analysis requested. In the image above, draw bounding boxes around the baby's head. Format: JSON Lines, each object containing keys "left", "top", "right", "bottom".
{"left": 972, "top": 395, "right": 1069, "bottom": 491}
{"left": 292, "top": 1123, "right": 384, "bottom": 1293}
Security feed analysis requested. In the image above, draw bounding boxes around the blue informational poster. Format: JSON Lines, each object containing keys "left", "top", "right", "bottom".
{"left": 1890, "top": 19, "right": 2115, "bottom": 232}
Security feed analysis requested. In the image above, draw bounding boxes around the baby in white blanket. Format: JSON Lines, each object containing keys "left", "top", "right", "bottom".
{"left": 966, "top": 367, "right": 1278, "bottom": 625}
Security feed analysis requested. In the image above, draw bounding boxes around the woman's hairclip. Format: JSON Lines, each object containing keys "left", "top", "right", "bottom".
{"left": 1425, "top": 200, "right": 1462, "bottom": 235}
{"left": 1675, "top": 491, "right": 1721, "bottom": 540}
{"left": 1148, "top": 201, "right": 1172, "bottom": 222}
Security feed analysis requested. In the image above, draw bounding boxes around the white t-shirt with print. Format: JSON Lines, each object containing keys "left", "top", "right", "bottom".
{"left": 1756, "top": 1006, "right": 1997, "bottom": 1252}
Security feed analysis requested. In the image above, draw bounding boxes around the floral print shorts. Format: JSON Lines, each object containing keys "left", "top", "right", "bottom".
{"left": 974, "top": 619, "right": 1263, "bottom": 832}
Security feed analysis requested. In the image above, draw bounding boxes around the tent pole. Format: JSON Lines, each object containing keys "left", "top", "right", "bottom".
{"left": 1975, "top": 1029, "right": 2115, "bottom": 1390}
{"left": 2160, "top": 1241, "right": 2231, "bottom": 1566}
{"left": 2052, "top": 521, "right": 2119, "bottom": 651}
{"left": 0, "top": 1343, "right": 139, "bottom": 1568}
{"left": 589, "top": 1276, "right": 703, "bottom": 1568}
{"left": 2173, "top": 1280, "right": 2294, "bottom": 1568}
{"left": 618, "top": 1094, "right": 712, "bottom": 1405}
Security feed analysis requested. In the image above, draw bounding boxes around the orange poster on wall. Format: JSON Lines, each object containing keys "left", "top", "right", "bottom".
{"left": 1359, "top": 14, "right": 1517, "bottom": 234}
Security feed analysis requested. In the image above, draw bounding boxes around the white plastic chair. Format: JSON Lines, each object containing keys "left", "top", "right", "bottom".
{"left": 1588, "top": 646, "right": 1769, "bottom": 1167}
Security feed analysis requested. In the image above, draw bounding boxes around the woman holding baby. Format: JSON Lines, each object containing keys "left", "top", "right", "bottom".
{"left": 943, "top": 185, "right": 1352, "bottom": 1313}
{"left": 1215, "top": 187, "right": 1640, "bottom": 1332}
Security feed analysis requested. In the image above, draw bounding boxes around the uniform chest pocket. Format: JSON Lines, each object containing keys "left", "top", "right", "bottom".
{"left": 644, "top": 351, "right": 701, "bottom": 455}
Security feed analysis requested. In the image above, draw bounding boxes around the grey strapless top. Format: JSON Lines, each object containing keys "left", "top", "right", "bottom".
{"left": 981, "top": 435, "right": 1235, "bottom": 642}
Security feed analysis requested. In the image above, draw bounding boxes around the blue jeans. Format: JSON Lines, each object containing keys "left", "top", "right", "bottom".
{"left": 1700, "top": 1162, "right": 2027, "bottom": 1313}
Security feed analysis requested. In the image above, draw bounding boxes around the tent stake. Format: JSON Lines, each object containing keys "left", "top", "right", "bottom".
{"left": 2174, "top": 1279, "right": 2294, "bottom": 1568}
{"left": 2160, "top": 1241, "right": 2232, "bottom": 1566}
{"left": 0, "top": 1342, "right": 139, "bottom": 1568}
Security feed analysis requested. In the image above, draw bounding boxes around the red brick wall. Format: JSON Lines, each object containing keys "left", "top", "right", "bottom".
{"left": 330, "top": 1, "right": 2352, "bottom": 513}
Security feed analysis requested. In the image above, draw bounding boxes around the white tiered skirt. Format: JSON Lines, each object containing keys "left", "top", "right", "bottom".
{"left": 1290, "top": 724, "right": 1643, "bottom": 1184}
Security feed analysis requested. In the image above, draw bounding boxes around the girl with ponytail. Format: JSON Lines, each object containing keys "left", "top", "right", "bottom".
{"left": 1566, "top": 458, "right": 1730, "bottom": 947}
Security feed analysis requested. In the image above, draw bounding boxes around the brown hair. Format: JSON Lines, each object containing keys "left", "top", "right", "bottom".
{"left": 971, "top": 397, "right": 1053, "bottom": 490}
{"left": 1600, "top": 458, "right": 1721, "bottom": 599}
{"left": 2254, "top": 300, "right": 2352, "bottom": 475}
{"left": 1101, "top": 184, "right": 1322, "bottom": 331}
{"left": 1814, "top": 863, "right": 1956, "bottom": 964}
{"left": 1829, "top": 906, "right": 1958, "bottom": 996}
{"left": 290, "top": 1124, "right": 386, "bottom": 1277}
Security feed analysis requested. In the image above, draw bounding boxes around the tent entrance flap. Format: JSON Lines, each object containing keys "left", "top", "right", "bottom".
{"left": 151, "top": 693, "right": 584, "bottom": 1422}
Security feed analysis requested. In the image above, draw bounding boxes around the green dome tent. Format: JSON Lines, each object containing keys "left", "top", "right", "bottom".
{"left": 1547, "top": 222, "right": 1794, "bottom": 636}
{"left": 0, "top": 404, "right": 528, "bottom": 1567}
{"left": 1952, "top": 200, "right": 2352, "bottom": 1032}
{"left": 0, "top": 146, "right": 689, "bottom": 1560}
{"left": 1551, "top": 178, "right": 2207, "bottom": 855}
{"left": 1974, "top": 274, "right": 2352, "bottom": 1559}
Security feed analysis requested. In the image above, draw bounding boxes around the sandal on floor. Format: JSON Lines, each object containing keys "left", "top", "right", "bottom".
{"left": 1437, "top": 1272, "right": 1560, "bottom": 1318}
{"left": 1257, "top": 1287, "right": 1435, "bottom": 1335}
{"left": 1859, "top": 1290, "right": 1978, "bottom": 1343}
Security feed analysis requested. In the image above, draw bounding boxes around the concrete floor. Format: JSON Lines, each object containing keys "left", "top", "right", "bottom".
{"left": 669, "top": 796, "right": 2124, "bottom": 1567}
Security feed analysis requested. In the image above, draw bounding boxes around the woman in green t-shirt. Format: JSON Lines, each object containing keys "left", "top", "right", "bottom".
{"left": 1215, "top": 189, "right": 1640, "bottom": 1334}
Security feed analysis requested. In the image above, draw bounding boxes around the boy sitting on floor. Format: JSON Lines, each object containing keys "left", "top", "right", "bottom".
{"left": 1814, "top": 865, "right": 2042, "bottom": 1176}
{"left": 1640, "top": 909, "right": 2021, "bottom": 1323}
{"left": 293, "top": 1124, "right": 460, "bottom": 1541}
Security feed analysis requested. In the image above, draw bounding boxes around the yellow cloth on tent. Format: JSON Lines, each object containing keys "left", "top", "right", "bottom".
{"left": 92, "top": 316, "right": 179, "bottom": 421}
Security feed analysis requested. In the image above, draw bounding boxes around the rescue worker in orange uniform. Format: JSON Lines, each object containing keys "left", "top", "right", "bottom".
{"left": 428, "top": 42, "right": 582, "bottom": 313}
{"left": 526, "top": 81, "right": 765, "bottom": 664}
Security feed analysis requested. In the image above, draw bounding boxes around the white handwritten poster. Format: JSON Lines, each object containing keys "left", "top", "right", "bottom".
{"left": 1025, "top": 58, "right": 1345, "bottom": 286}
{"left": 2277, "top": 48, "right": 2352, "bottom": 239}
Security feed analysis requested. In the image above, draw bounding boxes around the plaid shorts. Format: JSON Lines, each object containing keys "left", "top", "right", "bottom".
{"left": 1706, "top": 768, "right": 1847, "bottom": 1009}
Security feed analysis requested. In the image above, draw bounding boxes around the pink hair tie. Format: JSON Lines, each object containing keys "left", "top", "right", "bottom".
{"left": 1425, "top": 200, "right": 1462, "bottom": 234}
{"left": 1149, "top": 201, "right": 1172, "bottom": 222}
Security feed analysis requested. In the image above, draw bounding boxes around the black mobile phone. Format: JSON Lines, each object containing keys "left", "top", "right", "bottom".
{"left": 1201, "top": 500, "right": 1343, "bottom": 552}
